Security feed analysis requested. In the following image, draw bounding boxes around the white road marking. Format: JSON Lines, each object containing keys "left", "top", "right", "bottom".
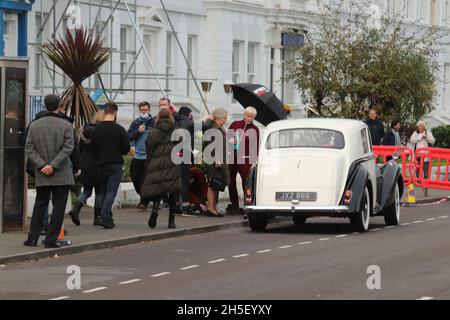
{"left": 151, "top": 272, "right": 170, "bottom": 278}
{"left": 278, "top": 245, "right": 293, "bottom": 249}
{"left": 257, "top": 249, "right": 272, "bottom": 253}
{"left": 426, "top": 218, "right": 436, "bottom": 221}
{"left": 369, "top": 228, "right": 382, "bottom": 232}
{"left": 233, "top": 254, "right": 249, "bottom": 258}
{"left": 351, "top": 232, "right": 360, "bottom": 235}
{"left": 413, "top": 220, "right": 424, "bottom": 224}
{"left": 438, "top": 216, "right": 448, "bottom": 219}
{"left": 318, "top": 238, "right": 330, "bottom": 241}
{"left": 384, "top": 226, "right": 396, "bottom": 229}
{"left": 83, "top": 287, "right": 107, "bottom": 294}
{"left": 180, "top": 265, "right": 199, "bottom": 270}
{"left": 208, "top": 259, "right": 226, "bottom": 264}
{"left": 401, "top": 223, "right": 410, "bottom": 226}
{"left": 298, "top": 241, "right": 312, "bottom": 245}
{"left": 417, "top": 296, "right": 434, "bottom": 300}
{"left": 50, "top": 296, "right": 69, "bottom": 301}
{"left": 119, "top": 279, "right": 141, "bottom": 285}
{"left": 336, "top": 234, "right": 348, "bottom": 238}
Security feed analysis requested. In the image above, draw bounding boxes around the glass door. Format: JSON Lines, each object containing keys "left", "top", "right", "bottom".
{"left": 2, "top": 67, "right": 26, "bottom": 231}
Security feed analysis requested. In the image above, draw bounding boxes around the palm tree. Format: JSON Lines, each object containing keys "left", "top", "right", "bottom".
{"left": 41, "top": 28, "right": 111, "bottom": 129}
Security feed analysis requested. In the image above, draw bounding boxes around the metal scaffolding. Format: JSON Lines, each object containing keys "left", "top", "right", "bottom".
{"left": 31, "top": 0, "right": 210, "bottom": 115}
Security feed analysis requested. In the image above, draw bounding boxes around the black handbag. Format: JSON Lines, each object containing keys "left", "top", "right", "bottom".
{"left": 208, "top": 175, "right": 226, "bottom": 192}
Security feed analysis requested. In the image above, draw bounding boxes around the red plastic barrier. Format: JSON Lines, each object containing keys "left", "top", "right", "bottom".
{"left": 372, "top": 146, "right": 414, "bottom": 186}
{"left": 414, "top": 147, "right": 450, "bottom": 190}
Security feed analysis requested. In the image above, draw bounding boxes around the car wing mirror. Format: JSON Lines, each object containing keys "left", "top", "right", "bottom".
{"left": 392, "top": 152, "right": 400, "bottom": 160}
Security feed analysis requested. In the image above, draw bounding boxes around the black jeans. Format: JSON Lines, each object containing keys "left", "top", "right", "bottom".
{"left": 130, "top": 158, "right": 150, "bottom": 206}
{"left": 153, "top": 193, "right": 179, "bottom": 214}
{"left": 97, "top": 164, "right": 123, "bottom": 224}
{"left": 28, "top": 186, "right": 70, "bottom": 245}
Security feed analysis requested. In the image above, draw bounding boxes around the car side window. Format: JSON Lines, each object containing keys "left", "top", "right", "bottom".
{"left": 361, "top": 128, "right": 370, "bottom": 154}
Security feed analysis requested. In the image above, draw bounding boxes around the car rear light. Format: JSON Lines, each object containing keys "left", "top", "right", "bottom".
{"left": 245, "top": 188, "right": 253, "bottom": 205}
{"left": 344, "top": 190, "right": 352, "bottom": 206}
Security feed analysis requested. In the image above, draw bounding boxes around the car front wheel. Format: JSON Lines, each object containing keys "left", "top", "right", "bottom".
{"left": 384, "top": 182, "right": 401, "bottom": 226}
{"left": 248, "top": 216, "right": 268, "bottom": 232}
{"left": 350, "top": 187, "right": 370, "bottom": 232}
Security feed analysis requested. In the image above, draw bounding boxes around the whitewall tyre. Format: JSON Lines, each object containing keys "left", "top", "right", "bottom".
{"left": 350, "top": 187, "right": 370, "bottom": 232}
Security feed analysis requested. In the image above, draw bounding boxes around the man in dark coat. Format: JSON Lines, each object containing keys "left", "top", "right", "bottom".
{"left": 383, "top": 119, "right": 401, "bottom": 146}
{"left": 364, "top": 109, "right": 385, "bottom": 146}
{"left": 141, "top": 109, "right": 181, "bottom": 229}
{"left": 91, "top": 103, "right": 130, "bottom": 229}
{"left": 24, "top": 94, "right": 74, "bottom": 248}
{"left": 176, "top": 106, "right": 194, "bottom": 214}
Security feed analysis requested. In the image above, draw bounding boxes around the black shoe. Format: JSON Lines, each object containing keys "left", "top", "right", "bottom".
{"left": 168, "top": 212, "right": 176, "bottom": 229}
{"left": 68, "top": 202, "right": 83, "bottom": 226}
{"left": 99, "top": 218, "right": 115, "bottom": 229}
{"left": 205, "top": 210, "right": 224, "bottom": 218}
{"left": 93, "top": 208, "right": 101, "bottom": 226}
{"left": 45, "top": 242, "right": 62, "bottom": 249}
{"left": 148, "top": 212, "right": 158, "bottom": 229}
{"left": 23, "top": 239, "right": 37, "bottom": 247}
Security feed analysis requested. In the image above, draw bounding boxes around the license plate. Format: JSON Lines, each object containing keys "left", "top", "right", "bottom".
{"left": 275, "top": 192, "right": 317, "bottom": 202}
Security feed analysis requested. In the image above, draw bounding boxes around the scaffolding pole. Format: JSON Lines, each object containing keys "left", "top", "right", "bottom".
{"left": 159, "top": 0, "right": 210, "bottom": 114}
{"left": 122, "top": 0, "right": 167, "bottom": 99}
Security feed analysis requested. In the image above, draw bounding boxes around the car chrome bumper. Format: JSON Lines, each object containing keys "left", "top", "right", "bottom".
{"left": 244, "top": 205, "right": 350, "bottom": 214}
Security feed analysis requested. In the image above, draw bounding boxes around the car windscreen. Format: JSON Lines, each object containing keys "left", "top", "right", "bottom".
{"left": 266, "top": 128, "right": 345, "bottom": 150}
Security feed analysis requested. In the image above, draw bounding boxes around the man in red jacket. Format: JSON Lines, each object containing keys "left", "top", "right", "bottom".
{"left": 227, "top": 107, "right": 259, "bottom": 215}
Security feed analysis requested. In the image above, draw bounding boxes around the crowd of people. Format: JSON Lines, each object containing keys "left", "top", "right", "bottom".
{"left": 23, "top": 94, "right": 259, "bottom": 247}
{"left": 365, "top": 108, "right": 435, "bottom": 196}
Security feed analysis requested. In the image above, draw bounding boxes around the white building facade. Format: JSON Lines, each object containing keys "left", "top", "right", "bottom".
{"left": 24, "top": 0, "right": 450, "bottom": 126}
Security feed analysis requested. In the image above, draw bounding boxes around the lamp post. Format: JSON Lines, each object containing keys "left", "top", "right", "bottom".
{"left": 201, "top": 81, "right": 213, "bottom": 115}
{"left": 223, "top": 80, "right": 234, "bottom": 112}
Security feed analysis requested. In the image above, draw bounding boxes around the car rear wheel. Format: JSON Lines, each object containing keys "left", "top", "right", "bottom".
{"left": 384, "top": 182, "right": 401, "bottom": 226}
{"left": 249, "top": 216, "right": 268, "bottom": 232}
{"left": 293, "top": 216, "right": 307, "bottom": 225}
{"left": 350, "top": 187, "right": 370, "bottom": 232}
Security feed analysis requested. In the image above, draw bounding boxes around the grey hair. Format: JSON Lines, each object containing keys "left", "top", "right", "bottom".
{"left": 416, "top": 120, "right": 426, "bottom": 128}
{"left": 212, "top": 107, "right": 228, "bottom": 120}
{"left": 245, "top": 106, "right": 257, "bottom": 116}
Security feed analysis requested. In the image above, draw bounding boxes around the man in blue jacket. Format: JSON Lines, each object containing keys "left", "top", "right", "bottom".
{"left": 128, "top": 101, "right": 156, "bottom": 211}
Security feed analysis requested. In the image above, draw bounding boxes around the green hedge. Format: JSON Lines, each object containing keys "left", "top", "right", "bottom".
{"left": 431, "top": 125, "right": 450, "bottom": 148}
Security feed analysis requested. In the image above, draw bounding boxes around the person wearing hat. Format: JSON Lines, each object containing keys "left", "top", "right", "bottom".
{"left": 24, "top": 94, "right": 75, "bottom": 248}
{"left": 176, "top": 106, "right": 195, "bottom": 214}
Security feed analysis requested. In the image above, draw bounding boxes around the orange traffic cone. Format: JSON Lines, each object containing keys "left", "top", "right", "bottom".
{"left": 56, "top": 224, "right": 72, "bottom": 246}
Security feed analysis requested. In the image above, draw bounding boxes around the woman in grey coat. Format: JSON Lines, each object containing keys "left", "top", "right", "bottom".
{"left": 141, "top": 108, "right": 181, "bottom": 229}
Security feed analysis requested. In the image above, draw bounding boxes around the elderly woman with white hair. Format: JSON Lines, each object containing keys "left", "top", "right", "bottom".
{"left": 410, "top": 120, "right": 435, "bottom": 196}
{"left": 226, "top": 106, "right": 260, "bottom": 215}
{"left": 202, "top": 107, "right": 231, "bottom": 217}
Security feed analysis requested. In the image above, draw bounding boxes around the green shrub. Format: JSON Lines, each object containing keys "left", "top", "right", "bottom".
{"left": 431, "top": 125, "right": 450, "bottom": 148}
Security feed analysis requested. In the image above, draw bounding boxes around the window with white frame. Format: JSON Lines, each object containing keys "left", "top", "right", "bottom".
{"left": 247, "top": 43, "right": 256, "bottom": 83}
{"left": 120, "top": 26, "right": 128, "bottom": 90}
{"left": 166, "top": 33, "right": 173, "bottom": 92}
{"left": 35, "top": 13, "right": 49, "bottom": 88}
{"left": 232, "top": 41, "right": 241, "bottom": 84}
{"left": 94, "top": 22, "right": 109, "bottom": 89}
{"left": 3, "top": 12, "right": 17, "bottom": 56}
{"left": 444, "top": 63, "right": 450, "bottom": 111}
{"left": 420, "top": 0, "right": 431, "bottom": 23}
{"left": 445, "top": 0, "right": 450, "bottom": 25}
{"left": 406, "top": 0, "right": 417, "bottom": 21}
{"left": 187, "top": 35, "right": 197, "bottom": 96}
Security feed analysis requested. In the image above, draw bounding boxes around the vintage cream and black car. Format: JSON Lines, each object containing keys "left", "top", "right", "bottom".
{"left": 244, "top": 119, "right": 403, "bottom": 232}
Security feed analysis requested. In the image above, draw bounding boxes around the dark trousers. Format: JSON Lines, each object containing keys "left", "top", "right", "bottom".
{"left": 28, "top": 186, "right": 70, "bottom": 245}
{"left": 97, "top": 164, "right": 123, "bottom": 224}
{"left": 229, "top": 163, "right": 251, "bottom": 209}
{"left": 180, "top": 164, "right": 191, "bottom": 203}
{"left": 130, "top": 158, "right": 150, "bottom": 206}
{"left": 153, "top": 193, "right": 179, "bottom": 213}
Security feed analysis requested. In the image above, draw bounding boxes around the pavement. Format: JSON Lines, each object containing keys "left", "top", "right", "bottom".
{"left": 0, "top": 201, "right": 449, "bottom": 300}
{"left": 0, "top": 187, "right": 448, "bottom": 265}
